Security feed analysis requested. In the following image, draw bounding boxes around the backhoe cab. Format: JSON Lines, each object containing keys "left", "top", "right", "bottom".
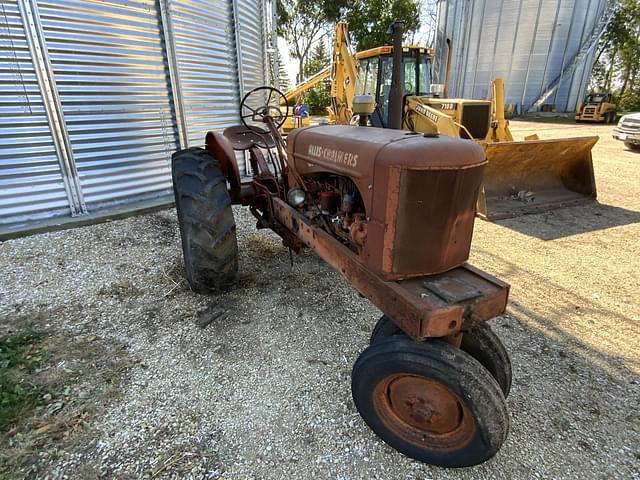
{"left": 354, "top": 45, "right": 493, "bottom": 141}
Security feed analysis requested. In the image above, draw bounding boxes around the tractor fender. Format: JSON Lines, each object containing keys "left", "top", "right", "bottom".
{"left": 205, "top": 131, "right": 242, "bottom": 201}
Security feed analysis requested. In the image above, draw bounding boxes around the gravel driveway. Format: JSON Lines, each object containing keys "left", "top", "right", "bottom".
{"left": 1, "top": 120, "right": 639, "bottom": 479}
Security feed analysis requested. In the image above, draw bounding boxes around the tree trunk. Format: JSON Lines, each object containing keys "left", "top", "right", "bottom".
{"left": 620, "top": 67, "right": 630, "bottom": 96}
{"left": 593, "top": 38, "right": 611, "bottom": 67}
{"left": 604, "top": 51, "right": 616, "bottom": 91}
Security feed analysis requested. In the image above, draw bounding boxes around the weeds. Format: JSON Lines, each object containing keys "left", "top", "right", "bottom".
{"left": 0, "top": 316, "right": 132, "bottom": 477}
{"left": 0, "top": 327, "right": 45, "bottom": 432}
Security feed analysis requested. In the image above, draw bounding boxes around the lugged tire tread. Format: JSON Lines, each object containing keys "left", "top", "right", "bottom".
{"left": 171, "top": 147, "right": 238, "bottom": 293}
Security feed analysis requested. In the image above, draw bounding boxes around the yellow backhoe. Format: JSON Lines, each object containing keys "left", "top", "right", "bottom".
{"left": 284, "top": 22, "right": 599, "bottom": 220}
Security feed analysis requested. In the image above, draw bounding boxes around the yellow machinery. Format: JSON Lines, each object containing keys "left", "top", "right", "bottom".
{"left": 284, "top": 22, "right": 599, "bottom": 220}
{"left": 283, "top": 23, "right": 355, "bottom": 127}
{"left": 575, "top": 92, "right": 617, "bottom": 123}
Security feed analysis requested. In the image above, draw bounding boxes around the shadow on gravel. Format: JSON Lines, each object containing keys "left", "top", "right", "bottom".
{"left": 475, "top": 247, "right": 638, "bottom": 377}
{"left": 507, "top": 295, "right": 638, "bottom": 378}
{"left": 475, "top": 245, "right": 638, "bottom": 477}
{"left": 495, "top": 202, "right": 640, "bottom": 240}
{"left": 503, "top": 298, "right": 638, "bottom": 476}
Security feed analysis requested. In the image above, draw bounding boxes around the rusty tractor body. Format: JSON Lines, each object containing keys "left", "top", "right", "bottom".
{"left": 171, "top": 86, "right": 512, "bottom": 467}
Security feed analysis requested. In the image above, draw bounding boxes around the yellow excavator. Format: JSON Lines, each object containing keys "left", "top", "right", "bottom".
{"left": 284, "top": 22, "right": 598, "bottom": 220}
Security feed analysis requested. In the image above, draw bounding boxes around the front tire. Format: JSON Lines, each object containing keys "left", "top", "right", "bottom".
{"left": 352, "top": 337, "right": 509, "bottom": 467}
{"left": 369, "top": 315, "right": 512, "bottom": 397}
{"left": 172, "top": 147, "right": 239, "bottom": 293}
{"left": 624, "top": 141, "right": 640, "bottom": 151}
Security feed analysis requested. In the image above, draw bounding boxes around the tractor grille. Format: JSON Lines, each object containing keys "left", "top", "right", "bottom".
{"left": 584, "top": 107, "right": 597, "bottom": 115}
{"left": 460, "top": 104, "right": 491, "bottom": 139}
{"left": 392, "top": 165, "right": 485, "bottom": 275}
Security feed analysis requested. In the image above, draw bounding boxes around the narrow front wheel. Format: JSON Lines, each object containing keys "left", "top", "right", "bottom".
{"left": 352, "top": 336, "right": 509, "bottom": 467}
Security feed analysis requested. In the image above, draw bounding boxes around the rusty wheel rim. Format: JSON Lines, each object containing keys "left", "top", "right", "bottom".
{"left": 373, "top": 374, "right": 475, "bottom": 451}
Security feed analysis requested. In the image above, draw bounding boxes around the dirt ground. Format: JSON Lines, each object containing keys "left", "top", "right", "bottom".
{"left": 0, "top": 119, "right": 638, "bottom": 479}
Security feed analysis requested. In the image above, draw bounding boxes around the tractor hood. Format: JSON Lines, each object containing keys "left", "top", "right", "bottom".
{"left": 287, "top": 125, "right": 488, "bottom": 278}
{"left": 287, "top": 125, "right": 486, "bottom": 215}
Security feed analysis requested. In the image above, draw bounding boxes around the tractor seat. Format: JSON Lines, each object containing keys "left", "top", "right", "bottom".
{"left": 223, "top": 125, "right": 276, "bottom": 151}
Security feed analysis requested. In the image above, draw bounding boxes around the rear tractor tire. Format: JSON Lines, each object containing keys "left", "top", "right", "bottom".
{"left": 172, "top": 147, "right": 239, "bottom": 293}
{"left": 369, "top": 315, "right": 512, "bottom": 397}
{"left": 352, "top": 336, "right": 509, "bottom": 467}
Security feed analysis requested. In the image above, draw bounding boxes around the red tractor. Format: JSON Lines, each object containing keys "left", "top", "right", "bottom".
{"left": 171, "top": 85, "right": 512, "bottom": 467}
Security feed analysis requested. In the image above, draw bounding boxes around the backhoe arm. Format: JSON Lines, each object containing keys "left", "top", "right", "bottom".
{"left": 485, "top": 78, "right": 513, "bottom": 142}
{"left": 283, "top": 66, "right": 332, "bottom": 103}
{"left": 330, "top": 22, "right": 357, "bottom": 124}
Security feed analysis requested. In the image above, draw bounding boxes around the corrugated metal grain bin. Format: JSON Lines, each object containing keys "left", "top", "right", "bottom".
{"left": 0, "top": 0, "right": 273, "bottom": 237}
{"left": 434, "top": 0, "right": 615, "bottom": 113}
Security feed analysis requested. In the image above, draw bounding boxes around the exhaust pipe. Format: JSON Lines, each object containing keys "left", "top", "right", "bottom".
{"left": 444, "top": 38, "right": 452, "bottom": 98}
{"left": 387, "top": 20, "right": 405, "bottom": 130}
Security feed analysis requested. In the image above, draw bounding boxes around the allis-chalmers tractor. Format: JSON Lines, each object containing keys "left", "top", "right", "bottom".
{"left": 171, "top": 86, "right": 512, "bottom": 467}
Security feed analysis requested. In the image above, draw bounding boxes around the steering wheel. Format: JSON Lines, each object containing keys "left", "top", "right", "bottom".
{"left": 240, "top": 86, "right": 289, "bottom": 130}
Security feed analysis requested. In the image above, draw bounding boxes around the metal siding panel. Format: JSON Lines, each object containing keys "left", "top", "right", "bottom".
{"left": 236, "top": 0, "right": 267, "bottom": 94}
{"left": 170, "top": 0, "right": 240, "bottom": 146}
{"left": 0, "top": 0, "right": 71, "bottom": 232}
{"left": 566, "top": 0, "right": 597, "bottom": 110}
{"left": 38, "top": 0, "right": 178, "bottom": 209}
{"left": 437, "top": 0, "right": 610, "bottom": 112}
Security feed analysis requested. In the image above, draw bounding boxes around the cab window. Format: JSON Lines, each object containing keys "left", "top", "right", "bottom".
{"left": 355, "top": 58, "right": 379, "bottom": 96}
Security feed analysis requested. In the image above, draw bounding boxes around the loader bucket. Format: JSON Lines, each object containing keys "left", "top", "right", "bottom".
{"left": 477, "top": 136, "right": 599, "bottom": 220}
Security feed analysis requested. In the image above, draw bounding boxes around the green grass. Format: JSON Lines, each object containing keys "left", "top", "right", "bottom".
{"left": 0, "top": 328, "right": 45, "bottom": 432}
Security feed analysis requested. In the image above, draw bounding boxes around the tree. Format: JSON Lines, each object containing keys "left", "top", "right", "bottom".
{"left": 305, "top": 40, "right": 330, "bottom": 77}
{"left": 345, "top": 0, "right": 421, "bottom": 51}
{"left": 301, "top": 41, "right": 331, "bottom": 114}
{"left": 271, "top": 49, "right": 291, "bottom": 91}
{"left": 276, "top": 0, "right": 347, "bottom": 83}
{"left": 591, "top": 0, "right": 640, "bottom": 111}
{"left": 278, "top": 62, "right": 292, "bottom": 92}
{"left": 415, "top": 0, "right": 438, "bottom": 47}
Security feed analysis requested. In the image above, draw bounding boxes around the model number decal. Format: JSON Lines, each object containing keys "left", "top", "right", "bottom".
{"left": 308, "top": 144, "right": 358, "bottom": 168}
{"left": 415, "top": 104, "right": 440, "bottom": 123}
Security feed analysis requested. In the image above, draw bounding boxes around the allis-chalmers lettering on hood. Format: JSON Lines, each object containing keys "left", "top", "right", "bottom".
{"left": 307, "top": 144, "right": 359, "bottom": 168}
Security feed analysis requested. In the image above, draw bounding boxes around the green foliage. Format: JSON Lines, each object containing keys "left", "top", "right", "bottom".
{"left": 286, "top": 41, "right": 331, "bottom": 115}
{"left": 271, "top": 49, "right": 291, "bottom": 91}
{"left": 591, "top": 0, "right": 640, "bottom": 107}
{"left": 345, "top": 0, "right": 421, "bottom": 51}
{"left": 305, "top": 41, "right": 330, "bottom": 77}
{"left": 619, "top": 90, "right": 640, "bottom": 112}
{"left": 303, "top": 82, "right": 331, "bottom": 115}
{"left": 278, "top": 62, "right": 292, "bottom": 92}
{"left": 0, "top": 328, "right": 44, "bottom": 432}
